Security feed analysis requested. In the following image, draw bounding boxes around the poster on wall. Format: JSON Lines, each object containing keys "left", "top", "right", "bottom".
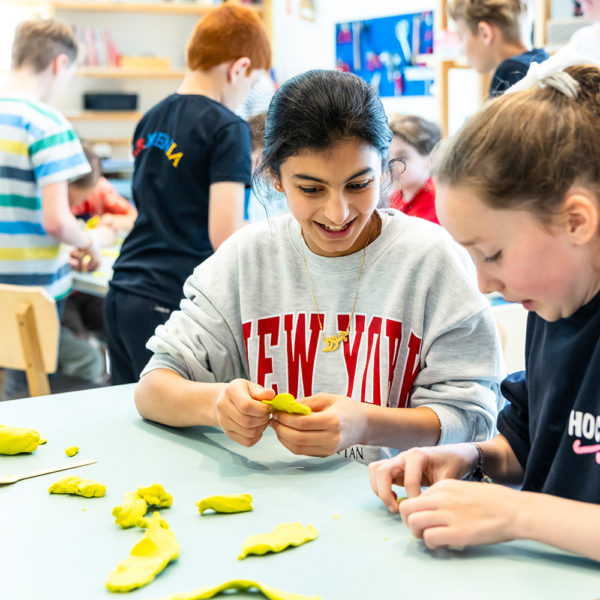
{"left": 335, "top": 11, "right": 435, "bottom": 97}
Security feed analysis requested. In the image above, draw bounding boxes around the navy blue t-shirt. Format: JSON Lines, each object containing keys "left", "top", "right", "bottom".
{"left": 498, "top": 291, "right": 600, "bottom": 504}
{"left": 489, "top": 48, "right": 549, "bottom": 97}
{"left": 110, "top": 94, "right": 252, "bottom": 308}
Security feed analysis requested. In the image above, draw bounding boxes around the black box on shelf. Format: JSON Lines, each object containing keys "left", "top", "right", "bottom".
{"left": 83, "top": 93, "right": 138, "bottom": 111}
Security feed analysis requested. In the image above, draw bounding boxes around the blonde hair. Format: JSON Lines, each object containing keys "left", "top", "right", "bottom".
{"left": 389, "top": 114, "right": 441, "bottom": 156}
{"left": 434, "top": 65, "right": 600, "bottom": 222}
{"left": 447, "top": 0, "right": 527, "bottom": 44}
{"left": 12, "top": 19, "right": 78, "bottom": 72}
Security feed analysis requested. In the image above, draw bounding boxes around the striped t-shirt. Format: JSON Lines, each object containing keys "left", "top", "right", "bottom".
{"left": 0, "top": 96, "right": 90, "bottom": 299}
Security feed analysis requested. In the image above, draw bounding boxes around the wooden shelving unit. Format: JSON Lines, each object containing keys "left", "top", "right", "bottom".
{"left": 51, "top": 1, "right": 263, "bottom": 16}
{"left": 63, "top": 110, "right": 143, "bottom": 121}
{"left": 74, "top": 66, "right": 186, "bottom": 78}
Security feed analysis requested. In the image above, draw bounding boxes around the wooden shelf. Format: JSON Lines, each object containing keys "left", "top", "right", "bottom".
{"left": 64, "top": 110, "right": 143, "bottom": 120}
{"left": 52, "top": 1, "right": 263, "bottom": 16}
{"left": 75, "top": 66, "right": 185, "bottom": 78}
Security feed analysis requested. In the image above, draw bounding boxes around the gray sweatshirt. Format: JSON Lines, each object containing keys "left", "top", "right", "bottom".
{"left": 143, "top": 210, "right": 505, "bottom": 463}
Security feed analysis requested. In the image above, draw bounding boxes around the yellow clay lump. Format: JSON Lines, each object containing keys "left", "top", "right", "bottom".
{"left": 197, "top": 494, "right": 253, "bottom": 515}
{"left": 261, "top": 393, "right": 311, "bottom": 415}
{"left": 105, "top": 512, "right": 180, "bottom": 593}
{"left": 137, "top": 483, "right": 173, "bottom": 508}
{"left": 0, "top": 424, "right": 42, "bottom": 455}
{"left": 238, "top": 522, "right": 318, "bottom": 560}
{"left": 48, "top": 475, "right": 106, "bottom": 498}
{"left": 113, "top": 491, "right": 148, "bottom": 529}
{"left": 152, "top": 579, "right": 322, "bottom": 600}
{"left": 65, "top": 446, "right": 79, "bottom": 457}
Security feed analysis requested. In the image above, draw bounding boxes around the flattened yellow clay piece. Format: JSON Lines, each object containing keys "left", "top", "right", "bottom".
{"left": 113, "top": 491, "right": 148, "bottom": 528}
{"left": 0, "top": 424, "right": 41, "bottom": 455}
{"left": 106, "top": 512, "right": 180, "bottom": 593}
{"left": 152, "top": 579, "right": 322, "bottom": 600}
{"left": 238, "top": 522, "right": 318, "bottom": 560}
{"left": 65, "top": 446, "right": 79, "bottom": 457}
{"left": 137, "top": 483, "right": 173, "bottom": 508}
{"left": 261, "top": 393, "right": 311, "bottom": 415}
{"left": 197, "top": 494, "right": 253, "bottom": 515}
{"left": 48, "top": 475, "right": 106, "bottom": 498}
{"left": 38, "top": 436, "right": 47, "bottom": 445}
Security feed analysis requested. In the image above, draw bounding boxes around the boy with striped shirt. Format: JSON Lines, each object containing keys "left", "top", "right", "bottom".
{"left": 0, "top": 19, "right": 103, "bottom": 399}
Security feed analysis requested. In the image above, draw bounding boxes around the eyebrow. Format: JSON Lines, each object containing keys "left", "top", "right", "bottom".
{"left": 457, "top": 238, "right": 483, "bottom": 247}
{"left": 292, "top": 167, "right": 374, "bottom": 184}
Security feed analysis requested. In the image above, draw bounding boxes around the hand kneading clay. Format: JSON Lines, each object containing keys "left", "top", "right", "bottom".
{"left": 197, "top": 494, "right": 253, "bottom": 515}
{"left": 105, "top": 512, "right": 180, "bottom": 593}
{"left": 48, "top": 475, "right": 105, "bottom": 498}
{"left": 137, "top": 483, "right": 173, "bottom": 507}
{"left": 261, "top": 393, "right": 311, "bottom": 415}
{"left": 238, "top": 522, "right": 318, "bottom": 560}
{"left": 0, "top": 424, "right": 42, "bottom": 455}
{"left": 151, "top": 579, "right": 321, "bottom": 600}
{"left": 113, "top": 491, "right": 148, "bottom": 528}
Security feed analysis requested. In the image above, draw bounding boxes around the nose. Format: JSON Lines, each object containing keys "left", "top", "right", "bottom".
{"left": 323, "top": 190, "right": 350, "bottom": 225}
{"left": 476, "top": 265, "right": 503, "bottom": 295}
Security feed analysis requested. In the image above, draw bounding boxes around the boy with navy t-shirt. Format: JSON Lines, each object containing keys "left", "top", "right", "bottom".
{"left": 105, "top": 4, "right": 271, "bottom": 384}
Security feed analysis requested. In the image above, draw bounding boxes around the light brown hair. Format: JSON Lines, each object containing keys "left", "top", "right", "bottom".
{"left": 12, "top": 19, "right": 79, "bottom": 72}
{"left": 248, "top": 112, "right": 267, "bottom": 152}
{"left": 187, "top": 4, "right": 271, "bottom": 74}
{"left": 70, "top": 143, "right": 101, "bottom": 190}
{"left": 447, "top": 0, "right": 527, "bottom": 44}
{"left": 433, "top": 65, "right": 600, "bottom": 222}
{"left": 389, "top": 114, "right": 441, "bottom": 156}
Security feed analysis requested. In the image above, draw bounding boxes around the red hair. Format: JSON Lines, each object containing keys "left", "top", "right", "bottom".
{"left": 187, "top": 4, "right": 271, "bottom": 74}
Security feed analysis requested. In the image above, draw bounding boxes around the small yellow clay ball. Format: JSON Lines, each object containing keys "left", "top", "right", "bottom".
{"left": 65, "top": 446, "right": 79, "bottom": 457}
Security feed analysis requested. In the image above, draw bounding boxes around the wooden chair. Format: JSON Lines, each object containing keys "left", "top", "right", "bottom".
{"left": 0, "top": 283, "right": 59, "bottom": 396}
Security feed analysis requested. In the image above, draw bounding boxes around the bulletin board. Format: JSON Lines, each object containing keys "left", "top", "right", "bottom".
{"left": 335, "top": 11, "right": 435, "bottom": 97}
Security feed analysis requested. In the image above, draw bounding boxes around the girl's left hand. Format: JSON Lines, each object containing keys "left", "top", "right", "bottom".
{"left": 269, "top": 393, "right": 367, "bottom": 457}
{"left": 399, "top": 479, "right": 522, "bottom": 549}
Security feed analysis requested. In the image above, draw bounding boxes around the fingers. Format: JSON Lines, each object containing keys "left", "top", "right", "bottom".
{"left": 402, "top": 449, "right": 430, "bottom": 498}
{"left": 223, "top": 421, "right": 269, "bottom": 447}
{"left": 270, "top": 419, "right": 337, "bottom": 457}
{"left": 247, "top": 381, "right": 276, "bottom": 402}
{"left": 368, "top": 459, "right": 401, "bottom": 513}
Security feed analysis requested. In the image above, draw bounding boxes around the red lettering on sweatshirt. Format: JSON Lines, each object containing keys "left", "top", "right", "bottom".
{"left": 398, "top": 331, "right": 422, "bottom": 408}
{"left": 342, "top": 314, "right": 365, "bottom": 397}
{"left": 385, "top": 319, "right": 403, "bottom": 404}
{"left": 256, "top": 316, "right": 280, "bottom": 392}
{"left": 361, "top": 316, "right": 383, "bottom": 405}
{"left": 284, "top": 313, "right": 321, "bottom": 397}
{"left": 242, "top": 321, "right": 252, "bottom": 368}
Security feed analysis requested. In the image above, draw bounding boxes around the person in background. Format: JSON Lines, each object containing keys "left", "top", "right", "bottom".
{"left": 104, "top": 4, "right": 271, "bottom": 385}
{"left": 0, "top": 19, "right": 100, "bottom": 400}
{"left": 69, "top": 143, "right": 137, "bottom": 235}
{"left": 236, "top": 68, "right": 276, "bottom": 121}
{"left": 134, "top": 70, "right": 504, "bottom": 464}
{"left": 388, "top": 115, "right": 441, "bottom": 224}
{"left": 369, "top": 64, "right": 600, "bottom": 563}
{"left": 447, "top": 0, "right": 548, "bottom": 96}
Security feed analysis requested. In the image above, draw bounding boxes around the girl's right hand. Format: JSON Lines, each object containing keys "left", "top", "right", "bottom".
{"left": 214, "top": 379, "right": 274, "bottom": 448}
{"left": 368, "top": 443, "right": 480, "bottom": 512}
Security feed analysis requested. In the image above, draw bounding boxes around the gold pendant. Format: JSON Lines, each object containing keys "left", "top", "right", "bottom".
{"left": 323, "top": 330, "right": 349, "bottom": 352}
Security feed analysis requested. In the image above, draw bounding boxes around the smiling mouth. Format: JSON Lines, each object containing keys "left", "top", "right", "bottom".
{"left": 317, "top": 218, "right": 355, "bottom": 232}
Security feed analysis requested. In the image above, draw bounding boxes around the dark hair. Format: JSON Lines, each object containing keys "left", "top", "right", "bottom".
{"left": 434, "top": 64, "right": 600, "bottom": 221}
{"left": 12, "top": 19, "right": 79, "bottom": 72}
{"left": 247, "top": 112, "right": 267, "bottom": 152}
{"left": 256, "top": 70, "right": 392, "bottom": 181}
{"left": 70, "top": 142, "right": 101, "bottom": 189}
{"left": 389, "top": 114, "right": 442, "bottom": 156}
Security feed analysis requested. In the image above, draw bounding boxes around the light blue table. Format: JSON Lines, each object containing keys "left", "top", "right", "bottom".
{"left": 1, "top": 385, "right": 599, "bottom": 599}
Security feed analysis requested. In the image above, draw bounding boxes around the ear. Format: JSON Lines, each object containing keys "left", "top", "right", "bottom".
{"left": 269, "top": 168, "right": 283, "bottom": 192}
{"left": 477, "top": 21, "right": 494, "bottom": 45}
{"left": 52, "top": 53, "right": 70, "bottom": 75}
{"left": 561, "top": 187, "right": 599, "bottom": 246}
{"left": 227, "top": 57, "right": 251, "bottom": 83}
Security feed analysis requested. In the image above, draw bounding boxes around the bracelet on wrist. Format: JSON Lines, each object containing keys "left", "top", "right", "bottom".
{"left": 467, "top": 443, "right": 492, "bottom": 483}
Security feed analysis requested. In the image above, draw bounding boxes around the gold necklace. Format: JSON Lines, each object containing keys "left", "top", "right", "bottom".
{"left": 299, "top": 218, "right": 373, "bottom": 352}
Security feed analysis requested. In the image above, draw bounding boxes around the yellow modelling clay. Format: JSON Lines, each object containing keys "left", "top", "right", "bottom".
{"left": 261, "top": 393, "right": 311, "bottom": 415}
{"left": 0, "top": 424, "right": 41, "bottom": 455}
{"left": 397, "top": 496, "right": 408, "bottom": 504}
{"left": 113, "top": 491, "right": 148, "bottom": 528}
{"left": 197, "top": 494, "right": 253, "bottom": 515}
{"left": 105, "top": 512, "right": 180, "bottom": 593}
{"left": 65, "top": 446, "right": 79, "bottom": 457}
{"left": 38, "top": 436, "right": 47, "bottom": 445}
{"left": 48, "top": 475, "right": 105, "bottom": 498}
{"left": 238, "top": 522, "right": 318, "bottom": 560}
{"left": 85, "top": 215, "right": 100, "bottom": 229}
{"left": 152, "top": 579, "right": 321, "bottom": 600}
{"left": 137, "top": 483, "right": 173, "bottom": 508}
